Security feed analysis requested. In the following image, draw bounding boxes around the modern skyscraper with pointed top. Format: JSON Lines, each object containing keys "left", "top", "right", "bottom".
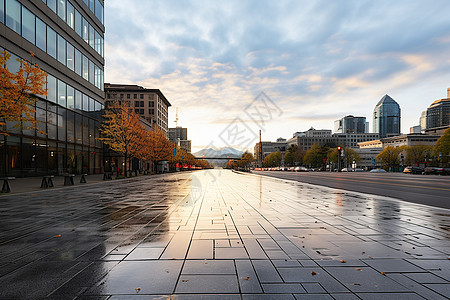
{"left": 373, "top": 95, "right": 401, "bottom": 138}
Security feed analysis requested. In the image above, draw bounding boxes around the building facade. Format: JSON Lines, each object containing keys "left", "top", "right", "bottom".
{"left": 168, "top": 126, "right": 191, "bottom": 153}
{"left": 334, "top": 115, "right": 366, "bottom": 134}
{"left": 426, "top": 98, "right": 450, "bottom": 130}
{"left": 104, "top": 84, "right": 171, "bottom": 135}
{"left": 1, "top": 0, "right": 105, "bottom": 177}
{"left": 358, "top": 133, "right": 441, "bottom": 149}
{"left": 373, "top": 94, "right": 401, "bottom": 138}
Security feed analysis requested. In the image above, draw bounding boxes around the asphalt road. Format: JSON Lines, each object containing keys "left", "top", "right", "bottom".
{"left": 252, "top": 170, "right": 450, "bottom": 209}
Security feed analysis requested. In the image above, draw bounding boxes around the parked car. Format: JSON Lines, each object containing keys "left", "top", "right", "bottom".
{"left": 294, "top": 166, "right": 308, "bottom": 172}
{"left": 403, "top": 166, "right": 424, "bottom": 174}
{"left": 341, "top": 168, "right": 353, "bottom": 172}
{"left": 422, "top": 167, "right": 439, "bottom": 175}
{"left": 369, "top": 169, "right": 387, "bottom": 173}
{"left": 354, "top": 168, "right": 365, "bottom": 172}
{"left": 437, "top": 167, "right": 450, "bottom": 176}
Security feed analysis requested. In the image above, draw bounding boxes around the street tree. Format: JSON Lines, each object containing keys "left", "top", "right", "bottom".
{"left": 240, "top": 151, "right": 254, "bottom": 170}
{"left": 99, "top": 101, "right": 145, "bottom": 174}
{"left": 1, "top": 51, "right": 47, "bottom": 135}
{"left": 263, "top": 150, "right": 282, "bottom": 167}
{"left": 405, "top": 145, "right": 434, "bottom": 166}
{"left": 328, "top": 147, "right": 360, "bottom": 167}
{"left": 284, "top": 144, "right": 304, "bottom": 166}
{"left": 434, "top": 128, "right": 450, "bottom": 166}
{"left": 144, "top": 127, "right": 174, "bottom": 172}
{"left": 376, "top": 146, "right": 403, "bottom": 170}
{"left": 303, "top": 143, "right": 329, "bottom": 168}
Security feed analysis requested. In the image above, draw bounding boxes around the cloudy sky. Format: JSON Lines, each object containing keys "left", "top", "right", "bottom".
{"left": 104, "top": 0, "right": 450, "bottom": 152}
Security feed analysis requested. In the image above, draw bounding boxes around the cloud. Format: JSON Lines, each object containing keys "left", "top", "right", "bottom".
{"left": 105, "top": 0, "right": 450, "bottom": 150}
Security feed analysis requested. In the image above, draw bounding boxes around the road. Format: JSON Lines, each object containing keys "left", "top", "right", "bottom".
{"left": 252, "top": 170, "right": 450, "bottom": 209}
{"left": 0, "top": 170, "right": 449, "bottom": 299}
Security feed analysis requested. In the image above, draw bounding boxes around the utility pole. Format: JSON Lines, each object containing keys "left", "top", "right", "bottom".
{"left": 259, "top": 130, "right": 262, "bottom": 168}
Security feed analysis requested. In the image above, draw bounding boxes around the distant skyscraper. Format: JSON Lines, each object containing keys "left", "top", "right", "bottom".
{"left": 420, "top": 111, "right": 427, "bottom": 131}
{"left": 373, "top": 95, "right": 401, "bottom": 138}
{"left": 426, "top": 98, "right": 450, "bottom": 130}
{"left": 169, "top": 127, "right": 191, "bottom": 153}
{"left": 334, "top": 115, "right": 366, "bottom": 133}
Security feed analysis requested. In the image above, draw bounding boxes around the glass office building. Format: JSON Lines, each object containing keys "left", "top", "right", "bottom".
{"left": 426, "top": 98, "right": 450, "bottom": 130}
{"left": 0, "top": 0, "right": 105, "bottom": 177}
{"left": 334, "top": 115, "right": 367, "bottom": 134}
{"left": 373, "top": 94, "right": 401, "bottom": 138}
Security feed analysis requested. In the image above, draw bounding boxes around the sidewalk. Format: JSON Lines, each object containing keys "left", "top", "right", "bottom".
{"left": 0, "top": 169, "right": 448, "bottom": 299}
{"left": 0, "top": 173, "right": 149, "bottom": 195}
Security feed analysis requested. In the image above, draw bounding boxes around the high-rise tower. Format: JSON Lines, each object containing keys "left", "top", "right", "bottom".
{"left": 373, "top": 95, "right": 401, "bottom": 138}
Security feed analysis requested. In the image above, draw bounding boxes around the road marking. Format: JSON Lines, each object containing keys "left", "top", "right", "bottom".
{"left": 315, "top": 175, "right": 450, "bottom": 192}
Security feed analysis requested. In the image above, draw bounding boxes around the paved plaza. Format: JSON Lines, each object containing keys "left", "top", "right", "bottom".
{"left": 0, "top": 170, "right": 449, "bottom": 299}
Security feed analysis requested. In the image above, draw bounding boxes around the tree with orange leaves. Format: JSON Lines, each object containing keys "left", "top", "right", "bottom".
{"left": 99, "top": 101, "right": 146, "bottom": 174}
{"left": 0, "top": 51, "right": 47, "bottom": 135}
{"left": 143, "top": 127, "right": 175, "bottom": 172}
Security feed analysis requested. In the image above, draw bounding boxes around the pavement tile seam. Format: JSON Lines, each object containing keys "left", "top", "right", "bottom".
{"left": 1, "top": 170, "right": 449, "bottom": 299}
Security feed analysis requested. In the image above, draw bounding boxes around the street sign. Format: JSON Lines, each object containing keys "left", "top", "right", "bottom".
{"left": 173, "top": 148, "right": 177, "bottom": 156}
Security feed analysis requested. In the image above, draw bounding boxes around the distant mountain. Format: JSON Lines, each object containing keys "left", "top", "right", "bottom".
{"left": 193, "top": 147, "right": 244, "bottom": 158}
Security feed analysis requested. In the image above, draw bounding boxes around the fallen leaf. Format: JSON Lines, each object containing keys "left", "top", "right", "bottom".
{"left": 381, "top": 272, "right": 386, "bottom": 275}
{"left": 243, "top": 277, "right": 249, "bottom": 280}
{"left": 362, "top": 251, "right": 366, "bottom": 255}
{"left": 181, "top": 279, "right": 189, "bottom": 282}
{"left": 351, "top": 283, "right": 361, "bottom": 286}
{"left": 340, "top": 260, "right": 346, "bottom": 263}
{"left": 135, "top": 287, "right": 141, "bottom": 292}
{"left": 311, "top": 271, "right": 317, "bottom": 276}
{"left": 355, "top": 268, "right": 362, "bottom": 271}
{"left": 369, "top": 256, "right": 373, "bottom": 259}
{"left": 56, "top": 235, "right": 62, "bottom": 237}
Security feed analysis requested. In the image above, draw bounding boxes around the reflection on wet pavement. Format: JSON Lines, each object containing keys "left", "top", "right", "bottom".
{"left": 0, "top": 170, "right": 448, "bottom": 299}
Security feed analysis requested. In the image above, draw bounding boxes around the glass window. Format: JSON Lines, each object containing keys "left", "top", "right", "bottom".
{"left": 5, "top": 51, "right": 19, "bottom": 73}
{"left": 74, "top": 9, "right": 81, "bottom": 36}
{"left": 75, "top": 90, "right": 82, "bottom": 110}
{"left": 83, "top": 0, "right": 88, "bottom": 7}
{"left": 67, "top": 110, "right": 74, "bottom": 142}
{"left": 57, "top": 0, "right": 65, "bottom": 21}
{"left": 94, "top": 64, "right": 102, "bottom": 89}
{"left": 94, "top": 30, "right": 100, "bottom": 54}
{"left": 47, "top": 74, "right": 57, "bottom": 103}
{"left": 66, "top": 1, "right": 74, "bottom": 28}
{"left": 66, "top": 42, "right": 74, "bottom": 71}
{"left": 67, "top": 85, "right": 74, "bottom": 109}
{"left": 82, "top": 94, "right": 88, "bottom": 111}
{"left": 89, "top": 97, "right": 95, "bottom": 112}
{"left": 36, "top": 17, "right": 46, "bottom": 51}
{"left": 47, "top": 0, "right": 56, "bottom": 13}
{"left": 95, "top": 101, "right": 101, "bottom": 111}
{"left": 127, "top": 94, "right": 130, "bottom": 99}
{"left": 57, "top": 112, "right": 66, "bottom": 142}
{"left": 95, "top": 0, "right": 103, "bottom": 24}
{"left": 89, "top": 60, "right": 94, "bottom": 84}
{"left": 82, "top": 55, "right": 88, "bottom": 80}
{"left": 6, "top": 0, "right": 21, "bottom": 34}
{"left": 74, "top": 48, "right": 81, "bottom": 76}
{"left": 47, "top": 26, "right": 56, "bottom": 58}
{"left": 21, "top": 6, "right": 35, "bottom": 44}
{"left": 89, "top": 0, "right": 94, "bottom": 12}
{"left": 0, "top": 0, "right": 4, "bottom": 24}
{"left": 133, "top": 94, "right": 137, "bottom": 99}
{"left": 89, "top": 24, "right": 94, "bottom": 48}
{"left": 100, "top": 69, "right": 103, "bottom": 91}
{"left": 57, "top": 34, "right": 66, "bottom": 65}
{"left": 82, "top": 18, "right": 88, "bottom": 43}
{"left": 57, "top": 80, "right": 66, "bottom": 107}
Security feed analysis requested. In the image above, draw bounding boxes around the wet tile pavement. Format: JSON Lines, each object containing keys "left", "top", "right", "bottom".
{"left": 0, "top": 169, "right": 449, "bottom": 299}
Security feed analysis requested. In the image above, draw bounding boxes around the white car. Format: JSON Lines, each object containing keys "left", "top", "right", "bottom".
{"left": 370, "top": 168, "right": 387, "bottom": 173}
{"left": 341, "top": 168, "right": 353, "bottom": 172}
